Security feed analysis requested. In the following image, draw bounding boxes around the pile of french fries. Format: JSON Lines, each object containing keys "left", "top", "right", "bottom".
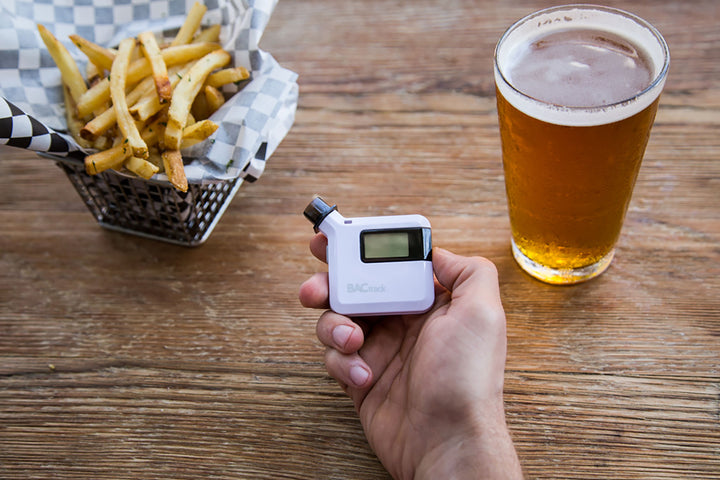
{"left": 37, "top": 2, "right": 249, "bottom": 192}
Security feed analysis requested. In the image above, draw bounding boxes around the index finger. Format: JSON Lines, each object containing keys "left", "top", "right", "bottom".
{"left": 299, "top": 272, "right": 330, "bottom": 310}
{"left": 310, "top": 232, "right": 328, "bottom": 263}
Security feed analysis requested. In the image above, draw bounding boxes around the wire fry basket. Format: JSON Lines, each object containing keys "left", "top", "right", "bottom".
{"left": 56, "top": 159, "right": 242, "bottom": 247}
{"left": 1, "top": 1, "right": 298, "bottom": 247}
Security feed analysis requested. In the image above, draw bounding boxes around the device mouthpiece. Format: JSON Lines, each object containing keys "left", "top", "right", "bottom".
{"left": 303, "top": 196, "right": 338, "bottom": 233}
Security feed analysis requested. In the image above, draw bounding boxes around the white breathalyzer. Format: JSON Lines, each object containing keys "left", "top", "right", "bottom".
{"left": 303, "top": 197, "right": 434, "bottom": 316}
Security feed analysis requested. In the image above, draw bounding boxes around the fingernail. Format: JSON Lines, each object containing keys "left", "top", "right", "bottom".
{"left": 332, "top": 325, "right": 354, "bottom": 349}
{"left": 349, "top": 365, "right": 370, "bottom": 387}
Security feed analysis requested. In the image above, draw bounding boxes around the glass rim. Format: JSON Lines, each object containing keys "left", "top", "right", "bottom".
{"left": 493, "top": 4, "right": 670, "bottom": 113}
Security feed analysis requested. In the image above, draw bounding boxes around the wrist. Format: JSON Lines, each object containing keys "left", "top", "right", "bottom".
{"left": 413, "top": 407, "right": 523, "bottom": 480}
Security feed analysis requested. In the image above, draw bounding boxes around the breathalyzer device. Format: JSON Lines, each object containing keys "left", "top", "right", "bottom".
{"left": 303, "top": 196, "right": 434, "bottom": 316}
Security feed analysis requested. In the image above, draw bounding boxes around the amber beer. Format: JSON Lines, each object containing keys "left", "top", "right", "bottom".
{"left": 494, "top": 5, "right": 669, "bottom": 284}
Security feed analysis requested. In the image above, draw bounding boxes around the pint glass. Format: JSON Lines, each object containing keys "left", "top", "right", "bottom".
{"left": 494, "top": 5, "right": 669, "bottom": 284}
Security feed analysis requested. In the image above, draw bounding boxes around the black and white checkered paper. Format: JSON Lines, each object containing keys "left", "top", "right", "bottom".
{"left": 0, "top": 0, "right": 298, "bottom": 184}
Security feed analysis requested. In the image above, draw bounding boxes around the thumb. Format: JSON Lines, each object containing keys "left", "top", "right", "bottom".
{"left": 432, "top": 247, "right": 504, "bottom": 311}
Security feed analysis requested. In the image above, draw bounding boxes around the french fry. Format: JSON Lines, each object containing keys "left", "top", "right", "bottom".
{"left": 62, "top": 86, "right": 92, "bottom": 148}
{"left": 92, "top": 135, "right": 113, "bottom": 151}
{"left": 162, "top": 42, "right": 222, "bottom": 65}
{"left": 191, "top": 90, "right": 210, "bottom": 120}
{"left": 181, "top": 119, "right": 218, "bottom": 149}
{"left": 124, "top": 156, "right": 160, "bottom": 179}
{"left": 110, "top": 38, "right": 148, "bottom": 159}
{"left": 86, "top": 61, "right": 102, "bottom": 87}
{"left": 76, "top": 79, "right": 110, "bottom": 119}
{"left": 70, "top": 34, "right": 115, "bottom": 71}
{"left": 138, "top": 31, "right": 172, "bottom": 103}
{"left": 37, "top": 24, "right": 87, "bottom": 105}
{"left": 129, "top": 94, "right": 163, "bottom": 123}
{"left": 140, "top": 117, "right": 165, "bottom": 147}
{"left": 193, "top": 24, "right": 221, "bottom": 43}
{"left": 206, "top": 67, "right": 250, "bottom": 88}
{"left": 161, "top": 150, "right": 188, "bottom": 192}
{"left": 203, "top": 85, "right": 225, "bottom": 116}
{"left": 165, "top": 49, "right": 231, "bottom": 150}
{"left": 146, "top": 151, "right": 165, "bottom": 172}
{"left": 170, "top": 2, "right": 207, "bottom": 46}
{"left": 84, "top": 144, "right": 129, "bottom": 174}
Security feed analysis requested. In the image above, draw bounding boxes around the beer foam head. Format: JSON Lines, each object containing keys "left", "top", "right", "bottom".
{"left": 494, "top": 5, "right": 669, "bottom": 126}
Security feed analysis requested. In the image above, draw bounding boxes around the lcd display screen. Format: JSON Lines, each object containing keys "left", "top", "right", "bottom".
{"left": 360, "top": 228, "right": 431, "bottom": 263}
{"left": 362, "top": 231, "right": 410, "bottom": 259}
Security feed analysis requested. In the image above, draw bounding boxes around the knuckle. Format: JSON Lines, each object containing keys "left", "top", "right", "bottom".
{"left": 470, "top": 256, "right": 499, "bottom": 279}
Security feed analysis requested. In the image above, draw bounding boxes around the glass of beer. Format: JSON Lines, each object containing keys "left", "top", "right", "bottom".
{"left": 494, "top": 5, "right": 669, "bottom": 284}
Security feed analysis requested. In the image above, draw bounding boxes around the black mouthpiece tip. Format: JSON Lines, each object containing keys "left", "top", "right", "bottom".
{"left": 303, "top": 196, "right": 337, "bottom": 232}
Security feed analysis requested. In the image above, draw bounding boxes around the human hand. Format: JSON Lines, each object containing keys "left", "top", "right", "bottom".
{"left": 299, "top": 234, "right": 523, "bottom": 479}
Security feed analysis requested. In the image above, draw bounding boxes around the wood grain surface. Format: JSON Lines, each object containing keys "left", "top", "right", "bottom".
{"left": 1, "top": 0, "right": 718, "bottom": 478}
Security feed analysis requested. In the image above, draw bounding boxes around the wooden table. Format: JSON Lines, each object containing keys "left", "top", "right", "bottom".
{"left": 1, "top": 1, "right": 718, "bottom": 478}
